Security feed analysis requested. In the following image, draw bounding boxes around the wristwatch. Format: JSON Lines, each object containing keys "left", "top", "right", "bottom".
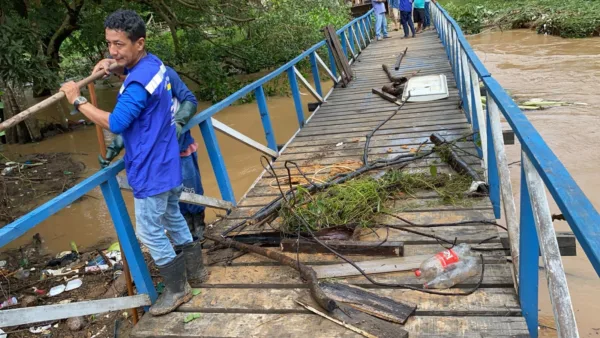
{"left": 73, "top": 96, "right": 88, "bottom": 112}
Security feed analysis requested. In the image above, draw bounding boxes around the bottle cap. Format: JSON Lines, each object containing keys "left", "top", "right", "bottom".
{"left": 414, "top": 269, "right": 421, "bottom": 277}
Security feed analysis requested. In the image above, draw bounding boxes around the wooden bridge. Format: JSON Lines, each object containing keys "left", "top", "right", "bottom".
{"left": 131, "top": 27, "right": 528, "bottom": 338}
{"left": 1, "top": 4, "right": 598, "bottom": 338}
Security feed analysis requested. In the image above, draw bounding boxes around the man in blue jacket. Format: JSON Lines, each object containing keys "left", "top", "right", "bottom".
{"left": 60, "top": 9, "right": 204, "bottom": 316}
{"left": 101, "top": 67, "right": 207, "bottom": 242}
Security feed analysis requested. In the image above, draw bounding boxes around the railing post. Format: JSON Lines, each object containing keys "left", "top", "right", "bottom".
{"left": 461, "top": 50, "right": 474, "bottom": 128}
{"left": 309, "top": 52, "right": 323, "bottom": 97}
{"left": 523, "top": 154, "right": 579, "bottom": 338}
{"left": 470, "top": 65, "right": 487, "bottom": 161}
{"left": 519, "top": 152, "right": 539, "bottom": 338}
{"left": 485, "top": 102, "right": 500, "bottom": 218}
{"left": 199, "top": 119, "right": 236, "bottom": 204}
{"left": 340, "top": 31, "right": 348, "bottom": 59}
{"left": 487, "top": 95, "right": 520, "bottom": 279}
{"left": 255, "top": 86, "right": 278, "bottom": 153}
{"left": 361, "top": 18, "right": 371, "bottom": 43}
{"left": 286, "top": 67, "right": 305, "bottom": 128}
{"left": 326, "top": 45, "right": 337, "bottom": 79}
{"left": 100, "top": 176, "right": 157, "bottom": 303}
{"left": 356, "top": 21, "right": 366, "bottom": 48}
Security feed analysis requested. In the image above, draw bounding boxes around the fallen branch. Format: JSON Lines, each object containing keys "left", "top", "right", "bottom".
{"left": 430, "top": 133, "right": 489, "bottom": 194}
{"left": 204, "top": 234, "right": 337, "bottom": 312}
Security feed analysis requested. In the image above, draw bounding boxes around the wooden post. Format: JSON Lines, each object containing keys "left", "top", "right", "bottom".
{"left": 254, "top": 86, "right": 278, "bottom": 153}
{"left": 199, "top": 119, "right": 236, "bottom": 204}
{"left": 309, "top": 52, "right": 323, "bottom": 97}
{"left": 519, "top": 152, "right": 539, "bottom": 338}
{"left": 523, "top": 153, "right": 579, "bottom": 337}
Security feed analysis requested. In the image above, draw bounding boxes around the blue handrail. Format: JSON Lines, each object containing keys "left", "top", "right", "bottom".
{"left": 433, "top": 3, "right": 600, "bottom": 336}
{"left": 0, "top": 10, "right": 376, "bottom": 310}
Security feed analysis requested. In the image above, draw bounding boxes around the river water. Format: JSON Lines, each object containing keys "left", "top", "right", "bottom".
{"left": 2, "top": 29, "right": 599, "bottom": 335}
{"left": 469, "top": 30, "right": 600, "bottom": 336}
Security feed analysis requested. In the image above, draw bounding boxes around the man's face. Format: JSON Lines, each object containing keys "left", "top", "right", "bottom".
{"left": 105, "top": 29, "right": 145, "bottom": 68}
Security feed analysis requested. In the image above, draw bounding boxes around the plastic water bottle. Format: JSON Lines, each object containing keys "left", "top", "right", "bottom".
{"left": 424, "top": 256, "right": 480, "bottom": 289}
{"left": 414, "top": 243, "right": 474, "bottom": 280}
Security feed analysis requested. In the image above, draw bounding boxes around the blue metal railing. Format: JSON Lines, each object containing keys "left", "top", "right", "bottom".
{"left": 433, "top": 3, "right": 599, "bottom": 337}
{"left": 0, "top": 10, "right": 375, "bottom": 311}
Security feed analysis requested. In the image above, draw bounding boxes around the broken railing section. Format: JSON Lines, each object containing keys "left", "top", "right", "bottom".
{"left": 434, "top": 3, "right": 600, "bottom": 337}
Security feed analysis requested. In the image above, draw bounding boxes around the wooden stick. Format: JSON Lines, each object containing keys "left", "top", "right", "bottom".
{"left": 0, "top": 64, "right": 120, "bottom": 132}
{"left": 294, "top": 299, "right": 377, "bottom": 338}
{"left": 394, "top": 47, "right": 408, "bottom": 71}
{"left": 88, "top": 82, "right": 138, "bottom": 325}
{"left": 88, "top": 83, "right": 107, "bottom": 159}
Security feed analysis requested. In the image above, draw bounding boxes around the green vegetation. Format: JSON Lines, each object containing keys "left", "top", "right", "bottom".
{"left": 439, "top": 0, "right": 600, "bottom": 38}
{"left": 280, "top": 169, "right": 473, "bottom": 233}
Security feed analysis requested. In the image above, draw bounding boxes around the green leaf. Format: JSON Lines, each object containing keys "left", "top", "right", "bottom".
{"left": 107, "top": 242, "right": 120, "bottom": 252}
{"left": 192, "top": 289, "right": 202, "bottom": 296}
{"left": 184, "top": 313, "right": 201, "bottom": 323}
{"left": 429, "top": 165, "right": 438, "bottom": 178}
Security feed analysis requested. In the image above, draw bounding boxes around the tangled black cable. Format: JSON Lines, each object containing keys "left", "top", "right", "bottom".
{"left": 270, "top": 159, "right": 486, "bottom": 296}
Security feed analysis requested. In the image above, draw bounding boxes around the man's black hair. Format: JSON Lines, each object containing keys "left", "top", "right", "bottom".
{"left": 104, "top": 10, "right": 146, "bottom": 42}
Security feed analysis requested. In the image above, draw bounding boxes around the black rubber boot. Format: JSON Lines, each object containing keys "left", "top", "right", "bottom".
{"left": 149, "top": 254, "right": 192, "bottom": 316}
{"left": 176, "top": 240, "right": 209, "bottom": 283}
{"left": 184, "top": 212, "right": 206, "bottom": 241}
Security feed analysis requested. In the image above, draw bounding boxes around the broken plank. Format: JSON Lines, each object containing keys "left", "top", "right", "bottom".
{"left": 211, "top": 118, "right": 278, "bottom": 158}
{"left": 313, "top": 255, "right": 430, "bottom": 279}
{"left": 280, "top": 239, "right": 403, "bottom": 256}
{"left": 177, "top": 287, "right": 521, "bottom": 316}
{"left": 320, "top": 282, "right": 416, "bottom": 324}
{"left": 372, "top": 87, "right": 401, "bottom": 105}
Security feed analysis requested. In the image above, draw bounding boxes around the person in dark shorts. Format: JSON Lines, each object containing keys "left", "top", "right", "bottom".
{"left": 414, "top": 0, "right": 426, "bottom": 33}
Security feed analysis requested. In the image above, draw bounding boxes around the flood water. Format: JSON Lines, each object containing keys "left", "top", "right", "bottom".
{"left": 469, "top": 30, "right": 600, "bottom": 336}
{"left": 1, "top": 79, "right": 331, "bottom": 252}
{"left": 1, "top": 29, "right": 599, "bottom": 335}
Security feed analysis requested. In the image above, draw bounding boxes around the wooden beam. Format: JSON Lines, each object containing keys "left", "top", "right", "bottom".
{"left": 280, "top": 239, "right": 403, "bottom": 256}
{"left": 313, "top": 255, "right": 430, "bottom": 279}
{"left": 293, "top": 66, "right": 324, "bottom": 103}
{"left": 116, "top": 176, "right": 233, "bottom": 211}
{"left": 0, "top": 295, "right": 150, "bottom": 327}
{"left": 503, "top": 130, "right": 515, "bottom": 145}
{"left": 395, "top": 47, "right": 408, "bottom": 71}
{"left": 499, "top": 232, "right": 576, "bottom": 257}
{"left": 372, "top": 88, "right": 402, "bottom": 106}
{"left": 211, "top": 118, "right": 279, "bottom": 158}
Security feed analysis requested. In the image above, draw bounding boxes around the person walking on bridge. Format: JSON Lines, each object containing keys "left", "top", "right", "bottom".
{"left": 413, "top": 0, "right": 426, "bottom": 33}
{"left": 59, "top": 9, "right": 206, "bottom": 316}
{"left": 372, "top": 0, "right": 390, "bottom": 40}
{"left": 101, "top": 67, "right": 208, "bottom": 242}
{"left": 388, "top": 0, "right": 400, "bottom": 31}
{"left": 424, "top": 0, "right": 437, "bottom": 30}
{"left": 399, "top": 0, "right": 416, "bottom": 39}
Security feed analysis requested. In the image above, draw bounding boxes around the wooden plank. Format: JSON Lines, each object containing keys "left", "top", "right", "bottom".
{"left": 211, "top": 118, "right": 278, "bottom": 158}
{"left": 280, "top": 239, "right": 403, "bottom": 256}
{"left": 177, "top": 287, "right": 521, "bottom": 315}
{"left": 0, "top": 295, "right": 150, "bottom": 327}
{"left": 194, "top": 262, "right": 513, "bottom": 286}
{"left": 499, "top": 232, "right": 576, "bottom": 257}
{"left": 131, "top": 313, "right": 528, "bottom": 338}
{"left": 117, "top": 175, "right": 233, "bottom": 211}
{"left": 312, "top": 255, "right": 430, "bottom": 279}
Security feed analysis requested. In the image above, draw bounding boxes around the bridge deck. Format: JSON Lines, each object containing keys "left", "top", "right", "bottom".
{"left": 132, "top": 30, "right": 528, "bottom": 337}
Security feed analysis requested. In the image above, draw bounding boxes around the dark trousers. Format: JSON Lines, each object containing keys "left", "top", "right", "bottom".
{"left": 425, "top": 2, "right": 431, "bottom": 27}
{"left": 401, "top": 11, "right": 416, "bottom": 37}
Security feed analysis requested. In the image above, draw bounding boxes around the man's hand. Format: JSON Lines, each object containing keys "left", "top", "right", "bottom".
{"left": 60, "top": 81, "right": 81, "bottom": 105}
{"left": 92, "top": 59, "right": 118, "bottom": 78}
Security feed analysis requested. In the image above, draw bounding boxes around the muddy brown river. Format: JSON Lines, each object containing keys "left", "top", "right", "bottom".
{"left": 2, "top": 30, "right": 599, "bottom": 335}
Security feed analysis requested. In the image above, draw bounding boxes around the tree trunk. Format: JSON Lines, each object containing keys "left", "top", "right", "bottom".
{"left": 1, "top": 83, "right": 43, "bottom": 144}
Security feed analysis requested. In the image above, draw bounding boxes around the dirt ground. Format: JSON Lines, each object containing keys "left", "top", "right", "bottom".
{"left": 0, "top": 152, "right": 86, "bottom": 224}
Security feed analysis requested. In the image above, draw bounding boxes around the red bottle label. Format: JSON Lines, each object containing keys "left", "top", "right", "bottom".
{"left": 435, "top": 249, "right": 459, "bottom": 268}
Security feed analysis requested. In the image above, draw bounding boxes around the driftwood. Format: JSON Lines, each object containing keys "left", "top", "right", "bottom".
{"left": 204, "top": 234, "right": 336, "bottom": 312}
{"left": 430, "top": 133, "right": 489, "bottom": 193}
{"left": 394, "top": 47, "right": 409, "bottom": 70}
{"left": 382, "top": 64, "right": 408, "bottom": 84}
